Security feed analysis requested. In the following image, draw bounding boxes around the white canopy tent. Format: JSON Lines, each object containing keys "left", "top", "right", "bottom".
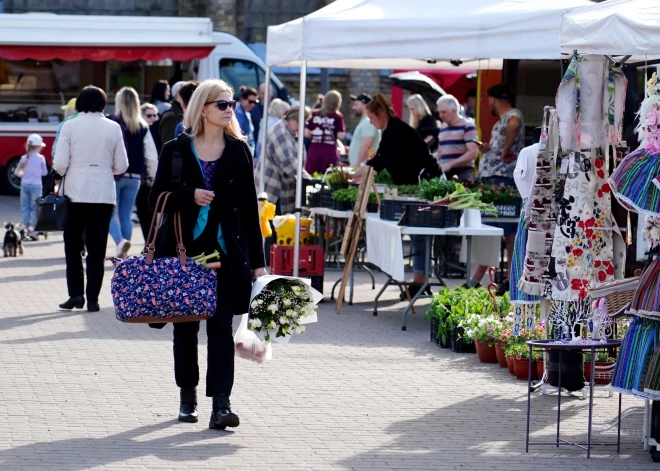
{"left": 261, "top": 0, "right": 594, "bottom": 276}
{"left": 561, "top": 0, "right": 660, "bottom": 56}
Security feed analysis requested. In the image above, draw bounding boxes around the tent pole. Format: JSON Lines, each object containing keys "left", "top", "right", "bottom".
{"left": 258, "top": 66, "right": 272, "bottom": 194}
{"left": 293, "top": 61, "right": 307, "bottom": 278}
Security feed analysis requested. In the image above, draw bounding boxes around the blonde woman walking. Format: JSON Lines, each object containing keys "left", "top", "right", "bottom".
{"left": 304, "top": 90, "right": 346, "bottom": 174}
{"left": 149, "top": 79, "right": 266, "bottom": 429}
{"left": 108, "top": 87, "right": 158, "bottom": 258}
{"left": 407, "top": 94, "right": 438, "bottom": 152}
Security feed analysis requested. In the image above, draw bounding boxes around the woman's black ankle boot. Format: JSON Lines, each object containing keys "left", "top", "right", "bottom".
{"left": 178, "top": 387, "right": 198, "bottom": 423}
{"left": 209, "top": 394, "right": 239, "bottom": 430}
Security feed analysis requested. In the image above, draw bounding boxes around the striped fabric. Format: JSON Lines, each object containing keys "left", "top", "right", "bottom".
{"left": 611, "top": 316, "right": 660, "bottom": 398}
{"left": 437, "top": 119, "right": 477, "bottom": 163}
{"left": 510, "top": 201, "right": 540, "bottom": 304}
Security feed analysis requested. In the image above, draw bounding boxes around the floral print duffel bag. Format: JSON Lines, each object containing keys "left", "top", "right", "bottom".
{"left": 110, "top": 192, "right": 217, "bottom": 323}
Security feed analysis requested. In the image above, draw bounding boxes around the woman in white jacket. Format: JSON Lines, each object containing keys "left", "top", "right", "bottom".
{"left": 53, "top": 86, "right": 129, "bottom": 312}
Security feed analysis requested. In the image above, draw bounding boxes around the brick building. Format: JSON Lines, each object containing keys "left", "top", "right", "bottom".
{"left": 0, "top": 0, "right": 388, "bottom": 130}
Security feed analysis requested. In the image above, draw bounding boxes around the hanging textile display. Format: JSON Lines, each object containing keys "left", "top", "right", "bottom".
{"left": 518, "top": 107, "right": 561, "bottom": 296}
{"left": 549, "top": 54, "right": 626, "bottom": 303}
{"left": 611, "top": 316, "right": 660, "bottom": 398}
{"left": 629, "top": 254, "right": 660, "bottom": 320}
{"left": 610, "top": 73, "right": 660, "bottom": 216}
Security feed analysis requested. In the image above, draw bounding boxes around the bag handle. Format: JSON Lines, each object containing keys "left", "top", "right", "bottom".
{"left": 144, "top": 192, "right": 186, "bottom": 266}
{"left": 143, "top": 191, "right": 169, "bottom": 256}
{"left": 144, "top": 192, "right": 186, "bottom": 265}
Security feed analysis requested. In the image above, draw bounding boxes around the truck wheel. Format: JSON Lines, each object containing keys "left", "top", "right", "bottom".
{"left": 1, "top": 157, "right": 21, "bottom": 195}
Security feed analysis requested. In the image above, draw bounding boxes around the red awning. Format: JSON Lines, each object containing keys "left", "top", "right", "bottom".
{"left": 0, "top": 45, "right": 215, "bottom": 62}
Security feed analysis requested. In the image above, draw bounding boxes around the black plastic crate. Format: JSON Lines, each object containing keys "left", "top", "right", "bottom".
{"left": 481, "top": 198, "right": 523, "bottom": 218}
{"left": 449, "top": 327, "right": 476, "bottom": 354}
{"left": 366, "top": 202, "right": 378, "bottom": 213}
{"left": 333, "top": 200, "right": 351, "bottom": 211}
{"left": 430, "top": 316, "right": 439, "bottom": 345}
{"left": 320, "top": 189, "right": 334, "bottom": 209}
{"left": 307, "top": 191, "right": 321, "bottom": 207}
{"left": 380, "top": 199, "right": 412, "bottom": 221}
{"left": 406, "top": 204, "right": 461, "bottom": 228}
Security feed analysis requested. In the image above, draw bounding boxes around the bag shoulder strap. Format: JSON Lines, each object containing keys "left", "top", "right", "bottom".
{"left": 144, "top": 191, "right": 186, "bottom": 266}
{"left": 172, "top": 151, "right": 183, "bottom": 184}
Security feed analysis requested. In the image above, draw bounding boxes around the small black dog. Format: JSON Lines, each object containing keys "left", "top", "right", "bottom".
{"left": 3, "top": 222, "right": 23, "bottom": 257}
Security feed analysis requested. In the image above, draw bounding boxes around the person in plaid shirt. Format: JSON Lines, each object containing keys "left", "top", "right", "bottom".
{"left": 257, "top": 106, "right": 311, "bottom": 214}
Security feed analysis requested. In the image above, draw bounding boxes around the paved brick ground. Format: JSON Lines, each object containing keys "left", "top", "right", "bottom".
{"left": 0, "top": 195, "right": 658, "bottom": 470}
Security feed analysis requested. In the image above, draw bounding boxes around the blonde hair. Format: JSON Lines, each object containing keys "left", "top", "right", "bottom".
{"left": 320, "top": 90, "right": 342, "bottom": 116}
{"left": 140, "top": 103, "right": 158, "bottom": 115}
{"left": 115, "top": 87, "right": 147, "bottom": 134}
{"left": 183, "top": 79, "right": 246, "bottom": 141}
{"left": 406, "top": 94, "right": 431, "bottom": 128}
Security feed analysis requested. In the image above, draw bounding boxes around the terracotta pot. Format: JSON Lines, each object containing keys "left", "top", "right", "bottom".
{"left": 513, "top": 357, "right": 533, "bottom": 380}
{"left": 495, "top": 343, "right": 508, "bottom": 368}
{"left": 476, "top": 339, "right": 498, "bottom": 363}
{"left": 507, "top": 356, "right": 515, "bottom": 375}
{"left": 536, "top": 360, "right": 545, "bottom": 380}
{"left": 583, "top": 361, "right": 615, "bottom": 385}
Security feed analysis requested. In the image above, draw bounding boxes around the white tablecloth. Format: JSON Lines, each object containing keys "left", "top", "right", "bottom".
{"left": 366, "top": 216, "right": 503, "bottom": 282}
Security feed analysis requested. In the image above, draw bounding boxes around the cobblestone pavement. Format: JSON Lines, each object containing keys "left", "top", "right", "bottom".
{"left": 0, "top": 195, "right": 659, "bottom": 470}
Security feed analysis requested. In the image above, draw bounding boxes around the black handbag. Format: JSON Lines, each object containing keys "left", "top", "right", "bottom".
{"left": 34, "top": 176, "right": 71, "bottom": 232}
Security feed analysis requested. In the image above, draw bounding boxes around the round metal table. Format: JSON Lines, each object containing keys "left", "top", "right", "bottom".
{"left": 525, "top": 339, "right": 622, "bottom": 458}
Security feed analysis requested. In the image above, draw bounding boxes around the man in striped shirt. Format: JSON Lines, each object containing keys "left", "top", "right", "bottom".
{"left": 435, "top": 95, "right": 479, "bottom": 182}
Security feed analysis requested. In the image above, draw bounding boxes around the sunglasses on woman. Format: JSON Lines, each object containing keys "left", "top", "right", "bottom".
{"left": 205, "top": 99, "right": 237, "bottom": 111}
{"left": 145, "top": 113, "right": 157, "bottom": 119}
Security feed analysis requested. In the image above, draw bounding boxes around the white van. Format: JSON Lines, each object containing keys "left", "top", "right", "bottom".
{"left": 0, "top": 13, "right": 289, "bottom": 193}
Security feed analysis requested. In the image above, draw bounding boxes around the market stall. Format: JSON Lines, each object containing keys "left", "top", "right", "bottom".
{"left": 560, "top": 0, "right": 660, "bottom": 460}
{"left": 264, "top": 0, "right": 594, "bottom": 276}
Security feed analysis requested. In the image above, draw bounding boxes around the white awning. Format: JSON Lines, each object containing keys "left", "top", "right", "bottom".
{"left": 561, "top": 0, "right": 660, "bottom": 56}
{"left": 267, "top": 0, "right": 594, "bottom": 68}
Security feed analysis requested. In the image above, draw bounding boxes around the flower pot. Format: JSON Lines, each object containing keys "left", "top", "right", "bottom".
{"left": 536, "top": 360, "right": 545, "bottom": 380}
{"left": 495, "top": 343, "right": 508, "bottom": 368}
{"left": 476, "top": 339, "right": 498, "bottom": 363}
{"left": 507, "top": 356, "right": 515, "bottom": 375}
{"left": 583, "top": 361, "right": 615, "bottom": 385}
{"left": 513, "top": 358, "right": 532, "bottom": 380}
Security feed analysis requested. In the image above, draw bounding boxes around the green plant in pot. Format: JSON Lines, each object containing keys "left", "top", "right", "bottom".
{"left": 326, "top": 166, "right": 350, "bottom": 190}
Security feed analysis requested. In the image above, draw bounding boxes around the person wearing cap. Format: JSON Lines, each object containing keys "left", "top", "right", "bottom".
{"left": 348, "top": 93, "right": 381, "bottom": 168}
{"left": 159, "top": 80, "right": 187, "bottom": 145}
{"left": 469, "top": 83, "right": 525, "bottom": 290}
{"left": 16, "top": 134, "right": 48, "bottom": 237}
{"left": 51, "top": 98, "right": 78, "bottom": 161}
{"left": 257, "top": 105, "right": 312, "bottom": 215}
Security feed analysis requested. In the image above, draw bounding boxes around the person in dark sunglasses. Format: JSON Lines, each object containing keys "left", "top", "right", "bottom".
{"left": 149, "top": 79, "right": 266, "bottom": 431}
{"left": 235, "top": 86, "right": 258, "bottom": 153}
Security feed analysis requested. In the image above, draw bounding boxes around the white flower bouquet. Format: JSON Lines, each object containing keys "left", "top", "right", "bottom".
{"left": 234, "top": 275, "right": 322, "bottom": 363}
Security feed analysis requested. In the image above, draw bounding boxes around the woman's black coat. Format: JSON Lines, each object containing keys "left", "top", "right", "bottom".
{"left": 149, "top": 132, "right": 265, "bottom": 315}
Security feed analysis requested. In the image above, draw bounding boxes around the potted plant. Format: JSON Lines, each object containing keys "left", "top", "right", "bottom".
{"left": 496, "top": 316, "right": 513, "bottom": 368}
{"left": 533, "top": 351, "right": 544, "bottom": 380}
{"left": 326, "top": 166, "right": 350, "bottom": 191}
{"left": 506, "top": 343, "right": 532, "bottom": 380}
{"left": 583, "top": 351, "right": 616, "bottom": 385}
{"left": 331, "top": 188, "right": 354, "bottom": 211}
{"left": 463, "top": 314, "right": 501, "bottom": 363}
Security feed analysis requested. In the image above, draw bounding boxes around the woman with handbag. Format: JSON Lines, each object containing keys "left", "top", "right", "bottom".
{"left": 108, "top": 87, "right": 158, "bottom": 259}
{"left": 149, "top": 79, "right": 266, "bottom": 430}
{"left": 53, "top": 85, "right": 129, "bottom": 312}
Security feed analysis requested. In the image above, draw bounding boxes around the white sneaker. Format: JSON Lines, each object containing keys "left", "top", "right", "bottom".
{"left": 116, "top": 239, "right": 131, "bottom": 259}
